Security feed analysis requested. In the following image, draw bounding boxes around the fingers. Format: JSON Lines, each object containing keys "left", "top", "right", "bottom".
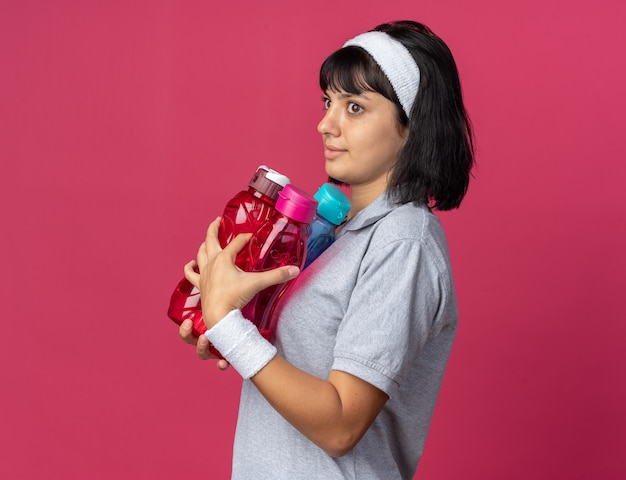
{"left": 196, "top": 241, "right": 207, "bottom": 267}
{"left": 221, "top": 232, "right": 252, "bottom": 262}
{"left": 204, "top": 217, "right": 223, "bottom": 257}
{"left": 179, "top": 320, "right": 229, "bottom": 369}
{"left": 183, "top": 260, "right": 200, "bottom": 287}
{"left": 180, "top": 320, "right": 211, "bottom": 361}
{"left": 216, "top": 359, "right": 230, "bottom": 371}
{"left": 196, "top": 217, "right": 236, "bottom": 271}
{"left": 179, "top": 319, "right": 198, "bottom": 346}
{"left": 196, "top": 333, "right": 212, "bottom": 360}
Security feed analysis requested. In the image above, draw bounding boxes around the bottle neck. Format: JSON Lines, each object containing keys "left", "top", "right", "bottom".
{"left": 276, "top": 212, "right": 299, "bottom": 224}
{"left": 314, "top": 213, "right": 336, "bottom": 226}
{"left": 249, "top": 187, "right": 277, "bottom": 206}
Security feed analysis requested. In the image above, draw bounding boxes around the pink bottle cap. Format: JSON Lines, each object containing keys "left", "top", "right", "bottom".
{"left": 275, "top": 184, "right": 318, "bottom": 224}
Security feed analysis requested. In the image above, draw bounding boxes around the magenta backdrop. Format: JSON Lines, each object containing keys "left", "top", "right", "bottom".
{"left": 1, "top": 1, "right": 625, "bottom": 479}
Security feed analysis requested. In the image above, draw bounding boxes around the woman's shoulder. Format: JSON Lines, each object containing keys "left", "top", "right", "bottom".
{"left": 369, "top": 203, "right": 455, "bottom": 287}
{"left": 373, "top": 202, "right": 444, "bottom": 244}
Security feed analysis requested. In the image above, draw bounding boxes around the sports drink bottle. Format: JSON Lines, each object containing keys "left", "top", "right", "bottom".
{"left": 167, "top": 166, "right": 290, "bottom": 350}
{"left": 303, "top": 183, "right": 350, "bottom": 270}
{"left": 240, "top": 184, "right": 318, "bottom": 343}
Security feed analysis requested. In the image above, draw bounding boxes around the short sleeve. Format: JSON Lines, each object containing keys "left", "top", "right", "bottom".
{"left": 331, "top": 237, "right": 446, "bottom": 397}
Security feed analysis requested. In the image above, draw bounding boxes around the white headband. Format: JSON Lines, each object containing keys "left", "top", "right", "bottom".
{"left": 343, "top": 31, "right": 420, "bottom": 117}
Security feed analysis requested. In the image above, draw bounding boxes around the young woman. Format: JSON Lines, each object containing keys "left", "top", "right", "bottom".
{"left": 180, "top": 20, "right": 474, "bottom": 479}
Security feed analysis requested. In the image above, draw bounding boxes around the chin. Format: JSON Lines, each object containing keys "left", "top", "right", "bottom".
{"left": 324, "top": 163, "right": 348, "bottom": 184}
{"left": 326, "top": 177, "right": 345, "bottom": 185}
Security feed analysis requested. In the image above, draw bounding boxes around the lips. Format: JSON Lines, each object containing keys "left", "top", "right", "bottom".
{"left": 323, "top": 144, "right": 346, "bottom": 160}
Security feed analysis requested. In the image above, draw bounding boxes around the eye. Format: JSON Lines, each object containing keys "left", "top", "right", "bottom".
{"left": 322, "top": 96, "right": 331, "bottom": 110}
{"left": 347, "top": 102, "right": 364, "bottom": 114}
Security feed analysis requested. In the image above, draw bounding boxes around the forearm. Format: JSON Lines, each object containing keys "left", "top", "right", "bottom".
{"left": 206, "top": 311, "right": 387, "bottom": 457}
{"left": 251, "top": 355, "right": 379, "bottom": 457}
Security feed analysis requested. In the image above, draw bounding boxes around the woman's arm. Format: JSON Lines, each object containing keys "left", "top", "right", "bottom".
{"left": 250, "top": 354, "right": 388, "bottom": 457}
{"left": 184, "top": 218, "right": 388, "bottom": 457}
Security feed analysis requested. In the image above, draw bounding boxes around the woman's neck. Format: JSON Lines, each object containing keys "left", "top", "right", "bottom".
{"left": 346, "top": 182, "right": 386, "bottom": 220}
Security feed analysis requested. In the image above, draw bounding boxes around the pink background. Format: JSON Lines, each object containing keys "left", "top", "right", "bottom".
{"left": 1, "top": 1, "right": 625, "bottom": 478}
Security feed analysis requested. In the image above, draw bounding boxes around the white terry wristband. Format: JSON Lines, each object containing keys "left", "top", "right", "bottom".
{"left": 204, "top": 310, "right": 277, "bottom": 379}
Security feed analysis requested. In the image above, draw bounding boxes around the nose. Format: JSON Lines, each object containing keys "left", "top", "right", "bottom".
{"left": 317, "top": 105, "right": 340, "bottom": 137}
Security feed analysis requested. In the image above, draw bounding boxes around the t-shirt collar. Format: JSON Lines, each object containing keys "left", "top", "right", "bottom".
{"left": 336, "top": 192, "right": 395, "bottom": 236}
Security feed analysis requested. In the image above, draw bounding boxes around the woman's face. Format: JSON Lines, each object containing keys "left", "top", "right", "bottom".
{"left": 317, "top": 88, "right": 407, "bottom": 195}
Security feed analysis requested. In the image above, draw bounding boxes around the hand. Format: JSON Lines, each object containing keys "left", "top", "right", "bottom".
{"left": 178, "top": 318, "right": 230, "bottom": 370}
{"left": 184, "top": 217, "right": 300, "bottom": 330}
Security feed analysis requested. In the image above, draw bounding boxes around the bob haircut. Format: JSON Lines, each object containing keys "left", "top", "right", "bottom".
{"left": 319, "top": 20, "right": 474, "bottom": 211}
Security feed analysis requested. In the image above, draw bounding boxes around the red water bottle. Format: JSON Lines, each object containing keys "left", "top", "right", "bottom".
{"left": 217, "top": 166, "right": 290, "bottom": 247}
{"left": 167, "top": 165, "right": 290, "bottom": 346}
{"left": 239, "top": 184, "right": 318, "bottom": 342}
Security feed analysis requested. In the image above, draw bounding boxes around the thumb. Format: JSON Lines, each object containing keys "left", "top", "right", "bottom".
{"left": 250, "top": 265, "right": 300, "bottom": 292}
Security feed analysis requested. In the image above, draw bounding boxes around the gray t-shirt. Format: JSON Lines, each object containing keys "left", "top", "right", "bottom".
{"left": 231, "top": 194, "right": 458, "bottom": 479}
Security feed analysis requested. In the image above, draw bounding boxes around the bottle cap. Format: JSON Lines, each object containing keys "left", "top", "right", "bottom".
{"left": 276, "top": 184, "right": 318, "bottom": 223}
{"left": 249, "top": 165, "right": 290, "bottom": 201}
{"left": 314, "top": 183, "right": 351, "bottom": 225}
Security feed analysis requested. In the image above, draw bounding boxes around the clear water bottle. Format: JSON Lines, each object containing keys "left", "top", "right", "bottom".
{"left": 303, "top": 183, "right": 351, "bottom": 270}
{"left": 239, "top": 184, "right": 318, "bottom": 343}
{"left": 167, "top": 165, "right": 290, "bottom": 349}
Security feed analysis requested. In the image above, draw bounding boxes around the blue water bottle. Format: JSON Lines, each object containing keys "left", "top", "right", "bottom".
{"left": 303, "top": 183, "right": 351, "bottom": 269}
